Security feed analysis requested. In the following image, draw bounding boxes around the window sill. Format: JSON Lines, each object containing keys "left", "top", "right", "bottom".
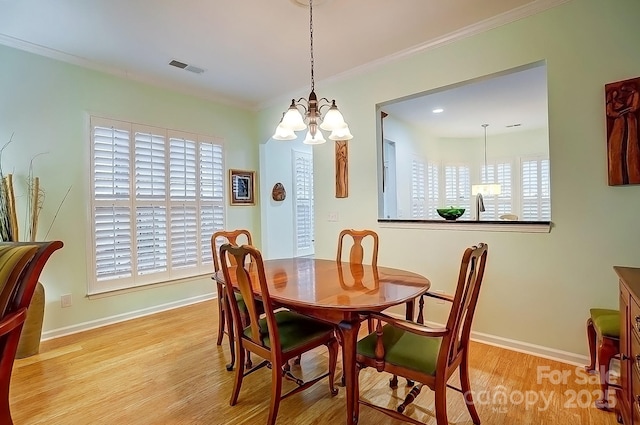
{"left": 378, "top": 219, "right": 551, "bottom": 233}
{"left": 87, "top": 273, "right": 212, "bottom": 299}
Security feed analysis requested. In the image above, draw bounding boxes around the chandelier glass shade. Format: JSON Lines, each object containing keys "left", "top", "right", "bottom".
{"left": 272, "top": 0, "right": 352, "bottom": 144}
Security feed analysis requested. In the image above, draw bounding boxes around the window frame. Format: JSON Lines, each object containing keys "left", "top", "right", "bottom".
{"left": 88, "top": 116, "right": 225, "bottom": 295}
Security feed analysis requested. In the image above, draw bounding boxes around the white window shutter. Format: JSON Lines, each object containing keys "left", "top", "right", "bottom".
{"left": 481, "top": 162, "right": 513, "bottom": 219}
{"left": 444, "top": 164, "right": 470, "bottom": 219}
{"left": 90, "top": 117, "right": 226, "bottom": 294}
{"left": 411, "top": 159, "right": 426, "bottom": 218}
{"left": 135, "top": 206, "right": 167, "bottom": 275}
{"left": 170, "top": 205, "right": 198, "bottom": 269}
{"left": 199, "top": 142, "right": 225, "bottom": 265}
{"left": 521, "top": 158, "right": 551, "bottom": 220}
{"left": 94, "top": 206, "right": 132, "bottom": 281}
{"left": 294, "top": 151, "right": 314, "bottom": 257}
{"left": 135, "top": 131, "right": 166, "bottom": 199}
{"left": 169, "top": 137, "right": 197, "bottom": 200}
{"left": 426, "top": 162, "right": 439, "bottom": 219}
{"left": 93, "top": 126, "right": 130, "bottom": 200}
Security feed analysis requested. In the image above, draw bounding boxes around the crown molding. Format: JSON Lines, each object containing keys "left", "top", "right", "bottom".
{"left": 0, "top": 33, "right": 254, "bottom": 110}
{"left": 258, "top": 0, "right": 571, "bottom": 110}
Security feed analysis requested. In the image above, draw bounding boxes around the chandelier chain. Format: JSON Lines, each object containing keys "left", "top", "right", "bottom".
{"left": 309, "top": 0, "right": 315, "bottom": 92}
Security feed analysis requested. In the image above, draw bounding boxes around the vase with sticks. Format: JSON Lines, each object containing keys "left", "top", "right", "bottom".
{"left": 0, "top": 137, "right": 70, "bottom": 357}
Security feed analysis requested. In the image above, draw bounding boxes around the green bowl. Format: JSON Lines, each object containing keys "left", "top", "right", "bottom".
{"left": 437, "top": 208, "right": 465, "bottom": 221}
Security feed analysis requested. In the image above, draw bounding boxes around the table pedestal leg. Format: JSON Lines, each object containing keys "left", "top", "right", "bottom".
{"left": 339, "top": 319, "right": 361, "bottom": 425}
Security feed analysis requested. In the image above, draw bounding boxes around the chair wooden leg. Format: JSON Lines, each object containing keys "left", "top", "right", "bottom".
{"left": 216, "top": 283, "right": 226, "bottom": 346}
{"left": 354, "top": 364, "right": 362, "bottom": 421}
{"left": 434, "top": 378, "right": 449, "bottom": 425}
{"left": 397, "top": 384, "right": 423, "bottom": 413}
{"left": 460, "top": 352, "right": 481, "bottom": 424}
{"left": 238, "top": 310, "right": 253, "bottom": 370}
{"left": 389, "top": 375, "right": 399, "bottom": 388}
{"left": 586, "top": 318, "right": 596, "bottom": 372}
{"left": 327, "top": 338, "right": 339, "bottom": 396}
{"left": 267, "top": 362, "right": 283, "bottom": 425}
{"left": 225, "top": 311, "right": 236, "bottom": 372}
{"left": 230, "top": 343, "right": 245, "bottom": 406}
{"left": 596, "top": 337, "right": 618, "bottom": 410}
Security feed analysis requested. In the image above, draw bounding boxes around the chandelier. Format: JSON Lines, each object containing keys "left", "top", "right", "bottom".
{"left": 271, "top": 0, "right": 353, "bottom": 144}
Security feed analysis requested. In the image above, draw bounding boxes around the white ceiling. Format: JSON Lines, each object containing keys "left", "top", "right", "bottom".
{"left": 0, "top": 0, "right": 566, "bottom": 110}
{"left": 381, "top": 63, "right": 549, "bottom": 138}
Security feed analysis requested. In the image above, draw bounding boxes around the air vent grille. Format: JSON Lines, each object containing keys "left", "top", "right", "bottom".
{"left": 169, "top": 60, "right": 188, "bottom": 69}
{"left": 169, "top": 59, "right": 204, "bottom": 74}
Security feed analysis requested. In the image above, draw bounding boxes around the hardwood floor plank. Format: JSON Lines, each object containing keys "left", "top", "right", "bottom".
{"left": 10, "top": 301, "right": 618, "bottom": 424}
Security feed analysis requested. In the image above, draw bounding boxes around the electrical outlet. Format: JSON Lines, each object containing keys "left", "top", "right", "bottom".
{"left": 61, "top": 294, "right": 73, "bottom": 308}
{"left": 328, "top": 211, "right": 339, "bottom": 222}
{"left": 434, "top": 289, "right": 445, "bottom": 304}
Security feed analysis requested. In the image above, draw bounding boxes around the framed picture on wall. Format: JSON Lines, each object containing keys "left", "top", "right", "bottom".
{"left": 229, "top": 169, "right": 255, "bottom": 205}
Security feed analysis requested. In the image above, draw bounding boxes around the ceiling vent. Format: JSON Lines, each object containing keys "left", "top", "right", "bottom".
{"left": 169, "top": 59, "right": 205, "bottom": 74}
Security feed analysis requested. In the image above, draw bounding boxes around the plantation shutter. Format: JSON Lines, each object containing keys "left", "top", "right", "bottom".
{"left": 89, "top": 116, "right": 226, "bottom": 294}
{"left": 411, "top": 159, "right": 426, "bottom": 218}
{"left": 521, "top": 158, "right": 551, "bottom": 220}
{"left": 169, "top": 136, "right": 198, "bottom": 269}
{"left": 426, "top": 162, "right": 439, "bottom": 219}
{"left": 294, "top": 150, "right": 314, "bottom": 257}
{"left": 134, "top": 129, "right": 167, "bottom": 275}
{"left": 481, "top": 162, "right": 513, "bottom": 219}
{"left": 444, "top": 164, "right": 470, "bottom": 219}
{"left": 92, "top": 122, "right": 133, "bottom": 281}
{"left": 199, "top": 142, "right": 225, "bottom": 264}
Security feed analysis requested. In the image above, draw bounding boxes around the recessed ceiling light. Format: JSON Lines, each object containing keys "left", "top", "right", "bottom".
{"left": 432, "top": 108, "right": 444, "bottom": 114}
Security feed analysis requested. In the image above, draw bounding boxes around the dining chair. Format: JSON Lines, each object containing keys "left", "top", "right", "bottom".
{"left": 220, "top": 243, "right": 338, "bottom": 425}
{"left": 336, "top": 229, "right": 379, "bottom": 267}
{"left": 0, "top": 241, "right": 63, "bottom": 425}
{"left": 337, "top": 229, "right": 379, "bottom": 330}
{"left": 211, "top": 229, "right": 254, "bottom": 371}
{"left": 355, "top": 243, "right": 488, "bottom": 425}
{"left": 585, "top": 308, "right": 619, "bottom": 410}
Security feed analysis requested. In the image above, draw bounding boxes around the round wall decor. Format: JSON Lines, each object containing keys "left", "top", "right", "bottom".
{"left": 272, "top": 182, "right": 286, "bottom": 201}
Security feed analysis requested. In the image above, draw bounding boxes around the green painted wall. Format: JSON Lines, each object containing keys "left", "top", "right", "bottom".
{"left": 0, "top": 45, "right": 260, "bottom": 333}
{"left": 258, "top": 0, "right": 640, "bottom": 357}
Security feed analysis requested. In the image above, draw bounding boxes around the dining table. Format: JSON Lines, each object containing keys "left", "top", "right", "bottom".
{"left": 214, "top": 257, "right": 431, "bottom": 425}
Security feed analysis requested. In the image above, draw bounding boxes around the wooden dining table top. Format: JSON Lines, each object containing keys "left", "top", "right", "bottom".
{"left": 213, "top": 257, "right": 431, "bottom": 313}
{"left": 214, "top": 256, "right": 431, "bottom": 425}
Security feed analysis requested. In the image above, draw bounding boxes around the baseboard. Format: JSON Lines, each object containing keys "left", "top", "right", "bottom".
{"left": 41, "top": 293, "right": 215, "bottom": 341}
{"left": 42, "top": 296, "right": 588, "bottom": 367}
{"left": 469, "top": 329, "right": 589, "bottom": 367}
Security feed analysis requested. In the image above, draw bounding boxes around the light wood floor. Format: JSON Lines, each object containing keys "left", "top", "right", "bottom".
{"left": 11, "top": 301, "right": 619, "bottom": 425}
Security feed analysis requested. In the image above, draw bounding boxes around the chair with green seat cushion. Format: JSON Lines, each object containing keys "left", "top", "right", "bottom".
{"left": 211, "top": 229, "right": 255, "bottom": 371}
{"left": 220, "top": 243, "right": 338, "bottom": 425}
{"left": 355, "top": 243, "right": 488, "bottom": 425}
{"left": 586, "top": 308, "right": 620, "bottom": 410}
